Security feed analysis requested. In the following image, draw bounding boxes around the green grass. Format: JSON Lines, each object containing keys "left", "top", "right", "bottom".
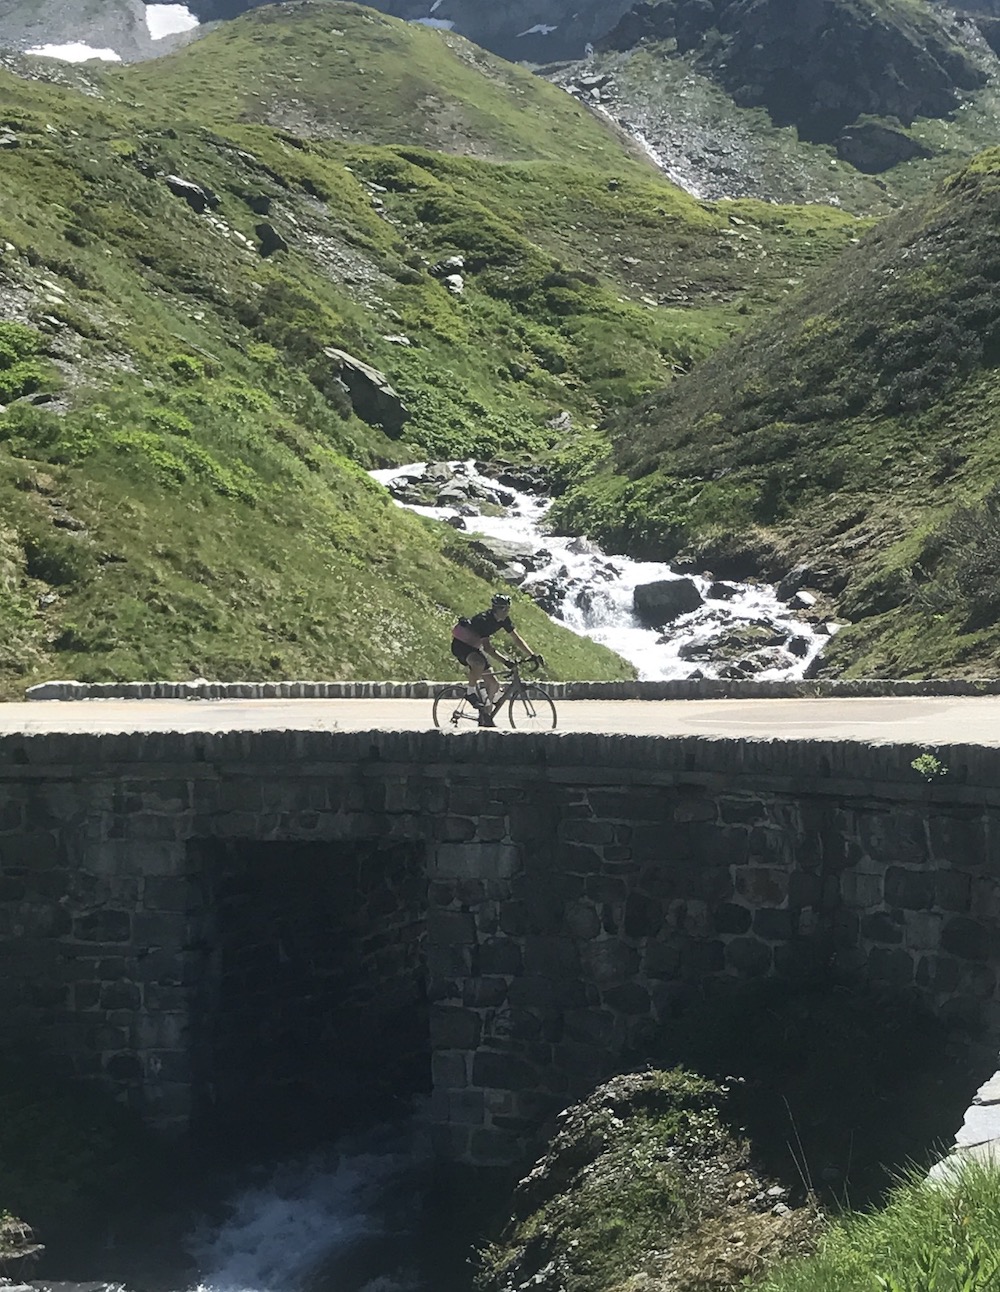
{"left": 752, "top": 1161, "right": 1000, "bottom": 1292}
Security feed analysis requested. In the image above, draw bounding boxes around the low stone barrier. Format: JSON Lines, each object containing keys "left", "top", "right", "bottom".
{"left": 24, "top": 677, "right": 1000, "bottom": 701}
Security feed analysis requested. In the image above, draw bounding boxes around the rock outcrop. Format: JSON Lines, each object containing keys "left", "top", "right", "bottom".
{"left": 0, "top": 1215, "right": 43, "bottom": 1271}
{"left": 322, "top": 347, "right": 411, "bottom": 437}
{"left": 600, "top": 0, "right": 986, "bottom": 142}
{"left": 477, "top": 1069, "right": 820, "bottom": 1292}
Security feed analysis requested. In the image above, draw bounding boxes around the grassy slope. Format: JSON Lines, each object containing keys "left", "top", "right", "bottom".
{"left": 0, "top": 3, "right": 861, "bottom": 693}
{"left": 551, "top": 150, "right": 1000, "bottom": 677}
{"left": 118, "top": 0, "right": 642, "bottom": 165}
{"left": 756, "top": 1161, "right": 1000, "bottom": 1291}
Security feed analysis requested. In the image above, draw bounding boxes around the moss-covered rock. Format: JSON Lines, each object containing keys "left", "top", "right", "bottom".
{"left": 0, "top": 1212, "right": 43, "bottom": 1270}
{"left": 476, "top": 1069, "right": 820, "bottom": 1292}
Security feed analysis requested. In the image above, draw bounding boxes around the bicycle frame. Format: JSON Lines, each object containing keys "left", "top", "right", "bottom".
{"left": 485, "top": 657, "right": 537, "bottom": 709}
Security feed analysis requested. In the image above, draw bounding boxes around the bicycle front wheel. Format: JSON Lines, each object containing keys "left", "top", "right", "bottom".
{"left": 507, "top": 684, "right": 557, "bottom": 731}
{"left": 433, "top": 684, "right": 478, "bottom": 731}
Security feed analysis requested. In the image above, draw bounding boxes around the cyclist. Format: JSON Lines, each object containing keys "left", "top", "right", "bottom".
{"left": 452, "top": 593, "right": 544, "bottom": 727}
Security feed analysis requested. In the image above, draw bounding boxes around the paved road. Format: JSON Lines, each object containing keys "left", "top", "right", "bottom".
{"left": 2, "top": 695, "right": 1000, "bottom": 744}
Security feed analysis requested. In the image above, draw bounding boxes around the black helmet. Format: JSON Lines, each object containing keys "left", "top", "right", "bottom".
{"left": 491, "top": 592, "right": 511, "bottom": 609}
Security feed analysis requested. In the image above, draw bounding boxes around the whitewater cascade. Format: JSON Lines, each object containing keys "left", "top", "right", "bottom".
{"left": 185, "top": 1137, "right": 424, "bottom": 1292}
{"left": 370, "top": 460, "right": 833, "bottom": 680}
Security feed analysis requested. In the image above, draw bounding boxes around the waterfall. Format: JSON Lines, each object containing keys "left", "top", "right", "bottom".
{"left": 184, "top": 1131, "right": 426, "bottom": 1292}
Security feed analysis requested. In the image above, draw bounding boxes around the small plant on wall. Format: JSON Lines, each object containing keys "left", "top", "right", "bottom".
{"left": 911, "top": 752, "right": 949, "bottom": 782}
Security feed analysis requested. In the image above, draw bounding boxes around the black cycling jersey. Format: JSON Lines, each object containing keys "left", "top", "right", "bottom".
{"left": 468, "top": 609, "right": 514, "bottom": 638}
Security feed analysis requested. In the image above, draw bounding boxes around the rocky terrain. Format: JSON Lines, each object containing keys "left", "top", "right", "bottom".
{"left": 547, "top": 0, "right": 1000, "bottom": 209}
{"left": 0, "top": 0, "right": 194, "bottom": 60}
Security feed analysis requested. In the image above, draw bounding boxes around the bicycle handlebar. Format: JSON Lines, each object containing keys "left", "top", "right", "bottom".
{"left": 492, "top": 655, "right": 543, "bottom": 675}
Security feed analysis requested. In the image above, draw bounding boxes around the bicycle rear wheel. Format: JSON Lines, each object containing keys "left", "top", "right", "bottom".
{"left": 507, "top": 684, "right": 557, "bottom": 731}
{"left": 433, "top": 684, "right": 478, "bottom": 731}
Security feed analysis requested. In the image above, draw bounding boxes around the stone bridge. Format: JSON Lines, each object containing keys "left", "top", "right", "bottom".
{"left": 2, "top": 726, "right": 999, "bottom": 1165}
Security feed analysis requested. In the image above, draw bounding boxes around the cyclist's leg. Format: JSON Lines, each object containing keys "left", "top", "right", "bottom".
{"left": 467, "top": 650, "right": 498, "bottom": 704}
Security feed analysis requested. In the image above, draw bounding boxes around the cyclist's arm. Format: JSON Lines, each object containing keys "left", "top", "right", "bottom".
{"left": 508, "top": 629, "right": 534, "bottom": 656}
{"left": 482, "top": 638, "right": 509, "bottom": 664}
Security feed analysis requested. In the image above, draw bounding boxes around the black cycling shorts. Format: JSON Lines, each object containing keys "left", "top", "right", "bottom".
{"left": 452, "top": 639, "right": 486, "bottom": 667}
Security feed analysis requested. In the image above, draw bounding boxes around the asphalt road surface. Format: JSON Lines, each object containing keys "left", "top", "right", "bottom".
{"left": 2, "top": 696, "right": 1000, "bottom": 744}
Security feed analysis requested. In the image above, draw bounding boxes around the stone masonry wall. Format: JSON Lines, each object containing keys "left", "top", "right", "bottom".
{"left": 1, "top": 730, "right": 1000, "bottom": 1164}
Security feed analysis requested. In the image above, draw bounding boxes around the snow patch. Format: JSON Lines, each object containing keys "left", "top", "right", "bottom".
{"left": 26, "top": 41, "right": 121, "bottom": 62}
{"left": 146, "top": 4, "right": 200, "bottom": 39}
{"left": 430, "top": 0, "right": 444, "bottom": 10}
{"left": 518, "top": 23, "right": 558, "bottom": 36}
{"left": 412, "top": 17, "right": 455, "bottom": 28}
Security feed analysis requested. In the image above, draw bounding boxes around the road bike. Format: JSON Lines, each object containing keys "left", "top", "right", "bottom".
{"left": 432, "top": 657, "right": 558, "bottom": 732}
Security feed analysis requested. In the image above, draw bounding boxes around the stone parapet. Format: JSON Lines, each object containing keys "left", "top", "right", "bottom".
{"left": 25, "top": 677, "right": 1000, "bottom": 702}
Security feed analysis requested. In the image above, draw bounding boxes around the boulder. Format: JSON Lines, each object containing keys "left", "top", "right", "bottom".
{"left": 741, "top": 647, "right": 789, "bottom": 673}
{"left": 633, "top": 577, "right": 703, "bottom": 626}
{"left": 321, "top": 347, "right": 411, "bottom": 437}
{"left": 676, "top": 621, "right": 786, "bottom": 661}
{"left": 437, "top": 482, "right": 472, "bottom": 506}
{"left": 0, "top": 1214, "right": 43, "bottom": 1268}
{"left": 546, "top": 410, "right": 574, "bottom": 432}
{"left": 164, "top": 175, "right": 219, "bottom": 214}
{"left": 526, "top": 580, "right": 564, "bottom": 615}
{"left": 836, "top": 119, "right": 932, "bottom": 174}
{"left": 432, "top": 254, "right": 465, "bottom": 276}
{"left": 776, "top": 563, "right": 812, "bottom": 602}
{"left": 707, "top": 580, "right": 740, "bottom": 600}
{"left": 255, "top": 221, "right": 288, "bottom": 256}
{"left": 466, "top": 535, "right": 538, "bottom": 571}
{"left": 492, "top": 465, "right": 548, "bottom": 493}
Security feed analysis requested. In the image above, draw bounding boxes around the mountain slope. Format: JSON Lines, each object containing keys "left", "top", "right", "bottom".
{"left": 549, "top": 0, "right": 1000, "bottom": 212}
{"left": 0, "top": 5, "right": 865, "bottom": 693}
{"left": 601, "top": 0, "right": 986, "bottom": 142}
{"left": 118, "top": 1, "right": 639, "bottom": 165}
{"left": 549, "top": 149, "right": 1000, "bottom": 676}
